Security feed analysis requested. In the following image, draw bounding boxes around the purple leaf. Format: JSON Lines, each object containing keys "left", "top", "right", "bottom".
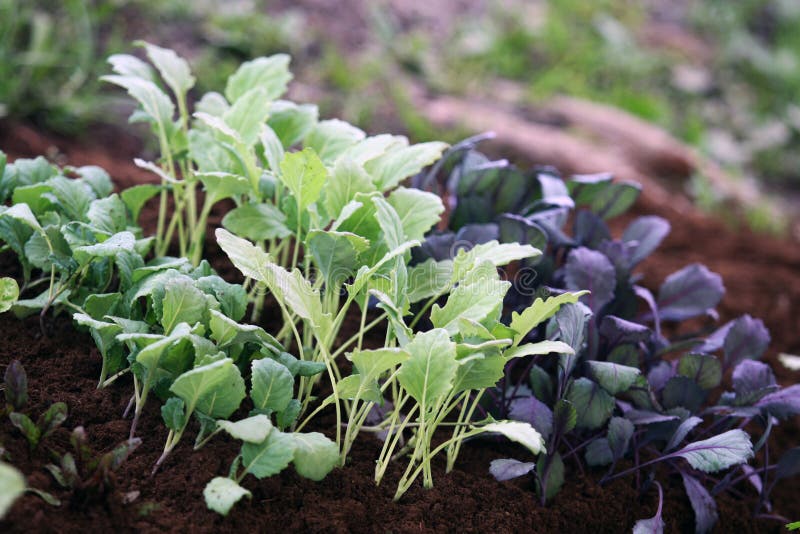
{"left": 633, "top": 481, "right": 664, "bottom": 534}
{"left": 622, "top": 216, "right": 671, "bottom": 266}
{"left": 454, "top": 223, "right": 498, "bottom": 248}
{"left": 665, "top": 416, "right": 703, "bottom": 452}
{"left": 509, "top": 395, "right": 553, "bottom": 441}
{"left": 489, "top": 458, "right": 536, "bottom": 481}
{"left": 695, "top": 321, "right": 733, "bottom": 353}
{"left": 564, "top": 247, "right": 616, "bottom": 312}
{"left": 662, "top": 376, "right": 706, "bottom": 413}
{"left": 574, "top": 210, "right": 610, "bottom": 248}
{"left": 3, "top": 359, "right": 28, "bottom": 410}
{"left": 680, "top": 471, "right": 718, "bottom": 534}
{"left": 776, "top": 446, "right": 800, "bottom": 480}
{"left": 647, "top": 361, "right": 675, "bottom": 392}
{"left": 585, "top": 438, "right": 613, "bottom": 466}
{"left": 722, "top": 315, "right": 770, "bottom": 369}
{"left": 671, "top": 429, "right": 753, "bottom": 473}
{"left": 537, "top": 172, "right": 575, "bottom": 209}
{"left": 498, "top": 214, "right": 547, "bottom": 252}
{"left": 625, "top": 410, "right": 679, "bottom": 425}
{"left": 607, "top": 416, "right": 634, "bottom": 460}
{"left": 732, "top": 360, "right": 776, "bottom": 395}
{"left": 634, "top": 285, "right": 661, "bottom": 337}
{"left": 552, "top": 398, "right": 577, "bottom": 436}
{"left": 657, "top": 264, "right": 724, "bottom": 322}
{"left": 600, "top": 315, "right": 651, "bottom": 346}
{"left": 740, "top": 464, "right": 763, "bottom": 493}
{"left": 756, "top": 384, "right": 800, "bottom": 419}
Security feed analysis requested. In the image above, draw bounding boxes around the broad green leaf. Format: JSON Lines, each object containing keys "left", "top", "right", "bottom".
{"left": 0, "top": 277, "right": 19, "bottom": 313}
{"left": 121, "top": 184, "right": 161, "bottom": 222}
{"left": 325, "top": 157, "right": 377, "bottom": 218}
{"left": 73, "top": 313, "right": 122, "bottom": 357}
{"left": 288, "top": 432, "right": 338, "bottom": 481}
{"left": 482, "top": 421, "right": 545, "bottom": 455}
{"left": 335, "top": 374, "right": 382, "bottom": 403}
{"left": 306, "top": 230, "right": 369, "bottom": 287}
{"left": 170, "top": 358, "right": 246, "bottom": 418}
{"left": 304, "top": 119, "right": 365, "bottom": 163}
{"left": 251, "top": 358, "right": 294, "bottom": 413}
{"left": 364, "top": 141, "right": 448, "bottom": 191}
{"left": 12, "top": 184, "right": 53, "bottom": 214}
{"left": 504, "top": 341, "right": 574, "bottom": 360}
{"left": 341, "top": 134, "right": 404, "bottom": 165}
{"left": 224, "top": 87, "right": 271, "bottom": 146}
{"left": 208, "top": 309, "right": 279, "bottom": 351}
{"left": 102, "top": 75, "right": 174, "bottom": 134}
{"left": 133, "top": 323, "right": 191, "bottom": 371}
{"left": 452, "top": 241, "right": 540, "bottom": 282}
{"left": 73, "top": 231, "right": 135, "bottom": 263}
{"left": 218, "top": 415, "right": 272, "bottom": 443}
{"left": 225, "top": 55, "right": 291, "bottom": 103}
{"left": 398, "top": 329, "right": 458, "bottom": 409}
{"left": 586, "top": 361, "right": 641, "bottom": 395}
{"left": 259, "top": 124, "right": 284, "bottom": 172}
{"left": 672, "top": 429, "right": 754, "bottom": 473}
{"left": 349, "top": 347, "right": 410, "bottom": 380}
{"left": 407, "top": 259, "right": 453, "bottom": 304}
{"left": 196, "top": 172, "right": 251, "bottom": 202}
{"left": 241, "top": 430, "right": 296, "bottom": 478}
{"left": 139, "top": 41, "right": 195, "bottom": 98}
{"left": 370, "top": 290, "right": 413, "bottom": 347}
{"left": 1, "top": 203, "right": 42, "bottom": 233}
{"left": 75, "top": 166, "right": 113, "bottom": 197}
{"left": 509, "top": 291, "right": 587, "bottom": 346}
{"left": 194, "top": 276, "right": 248, "bottom": 323}
{"left": 453, "top": 353, "right": 505, "bottom": 392}
{"left": 431, "top": 278, "right": 510, "bottom": 335}
{"left": 536, "top": 451, "right": 564, "bottom": 501}
{"left": 193, "top": 112, "right": 243, "bottom": 144}
{"left": 267, "top": 100, "right": 318, "bottom": 148}
{"left": 87, "top": 194, "right": 127, "bottom": 234}
{"left": 159, "top": 277, "right": 208, "bottom": 333}
{"left": 222, "top": 203, "right": 291, "bottom": 242}
{"left": 107, "top": 53, "right": 154, "bottom": 80}
{"left": 0, "top": 461, "right": 26, "bottom": 518}
{"left": 347, "top": 240, "right": 420, "bottom": 298}
{"left": 387, "top": 187, "right": 444, "bottom": 242}
{"left": 279, "top": 148, "right": 327, "bottom": 212}
{"left": 204, "top": 476, "right": 251, "bottom": 516}
{"left": 566, "top": 378, "right": 615, "bottom": 430}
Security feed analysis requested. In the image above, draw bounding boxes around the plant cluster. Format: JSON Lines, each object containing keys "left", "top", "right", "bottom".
{"left": 0, "top": 43, "right": 798, "bottom": 530}
{"left": 413, "top": 141, "right": 800, "bottom": 531}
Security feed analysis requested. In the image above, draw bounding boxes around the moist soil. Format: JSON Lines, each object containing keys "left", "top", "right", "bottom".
{"left": 1, "top": 121, "right": 798, "bottom": 533}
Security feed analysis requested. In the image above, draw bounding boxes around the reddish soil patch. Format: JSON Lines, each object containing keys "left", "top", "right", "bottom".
{"left": 1, "top": 122, "right": 798, "bottom": 532}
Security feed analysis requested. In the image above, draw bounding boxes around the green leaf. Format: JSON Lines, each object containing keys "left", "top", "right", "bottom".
{"left": 349, "top": 348, "right": 409, "bottom": 379}
{"left": 108, "top": 53, "right": 154, "bottom": 80}
{"left": 452, "top": 241, "right": 540, "bottom": 283}
{"left": 9, "top": 412, "right": 40, "bottom": 447}
{"left": 241, "top": 430, "right": 296, "bottom": 478}
{"left": 586, "top": 361, "right": 641, "bottom": 395}
{"left": 225, "top": 55, "right": 291, "bottom": 103}
{"left": 218, "top": 415, "right": 272, "bottom": 443}
{"left": 0, "top": 461, "right": 26, "bottom": 519}
{"left": 304, "top": 119, "right": 365, "bottom": 163}
{"left": 566, "top": 378, "right": 615, "bottom": 430}
{"left": 279, "top": 148, "right": 327, "bottom": 212}
{"left": 325, "top": 157, "right": 377, "bottom": 219}
{"left": 288, "top": 432, "right": 338, "bottom": 481}
{"left": 12, "top": 184, "right": 53, "bottom": 215}
{"left": 73, "top": 313, "right": 122, "bottom": 358}
{"left": 259, "top": 124, "right": 284, "bottom": 172}
{"left": 387, "top": 187, "right": 444, "bottom": 242}
{"left": 336, "top": 374, "right": 382, "bottom": 403}
{"left": 87, "top": 194, "right": 127, "bottom": 234}
{"left": 204, "top": 476, "right": 251, "bottom": 516}
{"left": 139, "top": 41, "right": 195, "bottom": 99}
{"left": 483, "top": 421, "right": 545, "bottom": 455}
{"left": 170, "top": 358, "right": 246, "bottom": 419}
{"left": 504, "top": 341, "right": 574, "bottom": 360}
{"left": 1, "top": 203, "right": 43, "bottom": 233}
{"left": 121, "top": 184, "right": 161, "bottom": 222}
{"left": 453, "top": 353, "right": 506, "bottom": 393}
{"left": 224, "top": 88, "right": 271, "bottom": 146}
{"left": 159, "top": 276, "right": 210, "bottom": 333}
{"left": 407, "top": 259, "right": 453, "bottom": 304}
{"left": 364, "top": 141, "right": 448, "bottom": 191}
{"left": 102, "top": 75, "right": 175, "bottom": 134}
{"left": 509, "top": 291, "right": 587, "bottom": 346}
{"left": 267, "top": 100, "right": 318, "bottom": 148}
{"left": 537, "top": 451, "right": 564, "bottom": 501}
{"left": 73, "top": 231, "right": 136, "bottom": 263}
{"left": 673, "top": 429, "right": 754, "bottom": 473}
{"left": 677, "top": 353, "right": 722, "bottom": 390}
{"left": 222, "top": 203, "right": 291, "bottom": 242}
{"left": 161, "top": 397, "right": 186, "bottom": 431}
{"left": 398, "top": 329, "right": 458, "bottom": 409}
{"left": 250, "top": 358, "right": 294, "bottom": 414}
{"left": 0, "top": 277, "right": 19, "bottom": 313}
{"left": 431, "top": 278, "right": 510, "bottom": 335}
{"left": 306, "top": 230, "right": 369, "bottom": 287}
{"left": 196, "top": 172, "right": 251, "bottom": 202}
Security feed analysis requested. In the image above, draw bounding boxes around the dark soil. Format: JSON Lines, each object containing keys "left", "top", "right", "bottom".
{"left": 1, "top": 121, "right": 798, "bottom": 532}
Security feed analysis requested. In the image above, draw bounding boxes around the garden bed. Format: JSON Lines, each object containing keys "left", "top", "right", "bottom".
{"left": 1, "top": 121, "right": 798, "bottom": 533}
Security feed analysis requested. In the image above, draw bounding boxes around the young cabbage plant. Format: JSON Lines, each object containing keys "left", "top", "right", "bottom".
{"left": 202, "top": 414, "right": 338, "bottom": 516}
{"left": 0, "top": 154, "right": 152, "bottom": 332}
{"left": 5, "top": 360, "right": 67, "bottom": 451}
{"left": 104, "top": 43, "right": 447, "bottom": 291}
